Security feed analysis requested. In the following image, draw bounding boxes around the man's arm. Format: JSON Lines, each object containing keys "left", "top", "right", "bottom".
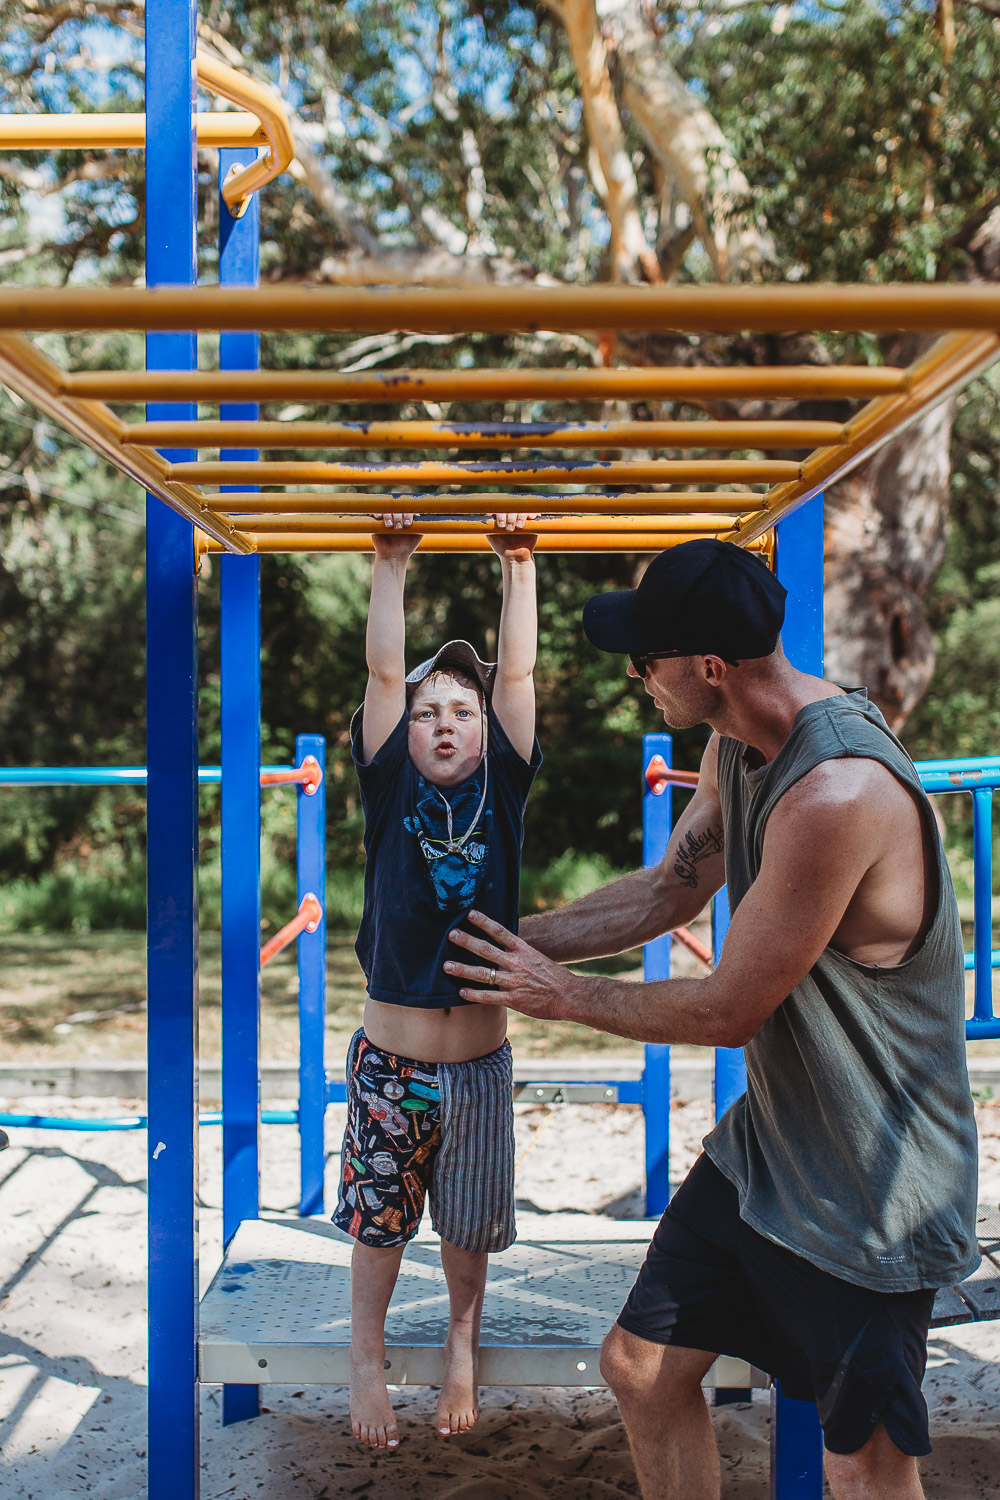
{"left": 487, "top": 531, "right": 537, "bottom": 761}
{"left": 519, "top": 735, "right": 727, "bottom": 962}
{"left": 446, "top": 760, "right": 879, "bottom": 1047}
{"left": 361, "top": 530, "right": 420, "bottom": 763}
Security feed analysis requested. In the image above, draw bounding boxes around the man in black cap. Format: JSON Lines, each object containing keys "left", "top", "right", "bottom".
{"left": 445, "top": 539, "right": 978, "bottom": 1500}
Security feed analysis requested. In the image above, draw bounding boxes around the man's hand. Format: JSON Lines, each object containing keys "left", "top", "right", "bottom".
{"left": 445, "top": 910, "right": 581, "bottom": 1021}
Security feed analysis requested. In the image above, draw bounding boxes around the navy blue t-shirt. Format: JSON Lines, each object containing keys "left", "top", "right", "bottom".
{"left": 352, "top": 704, "right": 541, "bottom": 1008}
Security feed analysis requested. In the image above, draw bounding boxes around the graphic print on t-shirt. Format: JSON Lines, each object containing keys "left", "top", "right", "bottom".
{"left": 405, "top": 771, "right": 492, "bottom": 912}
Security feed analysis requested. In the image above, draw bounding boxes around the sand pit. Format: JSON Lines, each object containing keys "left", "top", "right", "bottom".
{"left": 1, "top": 1090, "right": 998, "bottom": 1498}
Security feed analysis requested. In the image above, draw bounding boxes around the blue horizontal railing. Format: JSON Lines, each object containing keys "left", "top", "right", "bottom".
{"left": 0, "top": 1109, "right": 299, "bottom": 1132}
{"left": 0, "top": 766, "right": 290, "bottom": 787}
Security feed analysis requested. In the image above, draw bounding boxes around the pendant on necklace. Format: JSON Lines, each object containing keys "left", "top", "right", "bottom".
{"left": 446, "top": 841, "right": 461, "bottom": 853}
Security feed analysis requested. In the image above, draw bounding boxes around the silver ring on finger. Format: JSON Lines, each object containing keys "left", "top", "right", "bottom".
{"left": 487, "top": 966, "right": 498, "bottom": 987}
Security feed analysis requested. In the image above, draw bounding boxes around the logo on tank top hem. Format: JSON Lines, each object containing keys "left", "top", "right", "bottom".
{"left": 875, "top": 1253, "right": 906, "bottom": 1263}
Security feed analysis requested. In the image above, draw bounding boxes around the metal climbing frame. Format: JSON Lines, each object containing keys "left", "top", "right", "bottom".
{"left": 0, "top": 751, "right": 327, "bottom": 1207}
{"left": 2, "top": 1, "right": 1000, "bottom": 1494}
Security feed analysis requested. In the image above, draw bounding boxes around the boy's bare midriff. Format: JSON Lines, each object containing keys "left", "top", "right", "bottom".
{"left": 363, "top": 995, "right": 507, "bottom": 1064}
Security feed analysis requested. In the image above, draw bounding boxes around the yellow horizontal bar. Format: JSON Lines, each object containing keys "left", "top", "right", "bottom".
{"left": 0, "top": 113, "right": 268, "bottom": 150}
{"left": 67, "top": 366, "right": 907, "bottom": 404}
{"left": 171, "top": 458, "right": 799, "bottom": 486}
{"left": 233, "top": 515, "right": 731, "bottom": 535}
{"left": 123, "top": 418, "right": 846, "bottom": 451}
{"left": 0, "top": 333, "right": 249, "bottom": 553}
{"left": 733, "top": 331, "right": 1000, "bottom": 545}
{"left": 4, "top": 284, "right": 1000, "bottom": 334}
{"left": 203, "top": 490, "right": 764, "bottom": 516}
{"left": 200, "top": 531, "right": 767, "bottom": 555}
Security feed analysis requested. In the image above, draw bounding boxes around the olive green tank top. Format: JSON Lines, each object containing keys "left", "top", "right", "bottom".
{"left": 705, "top": 689, "right": 979, "bottom": 1292}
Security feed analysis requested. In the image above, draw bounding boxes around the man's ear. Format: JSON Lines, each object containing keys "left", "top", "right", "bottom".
{"left": 702, "top": 654, "right": 730, "bottom": 686}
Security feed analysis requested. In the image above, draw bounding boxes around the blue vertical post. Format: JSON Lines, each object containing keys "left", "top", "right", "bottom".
{"left": 972, "top": 789, "right": 994, "bottom": 1024}
{"left": 769, "top": 495, "right": 826, "bottom": 1496}
{"left": 296, "top": 734, "right": 327, "bottom": 1216}
{"left": 145, "top": 2, "right": 199, "bottom": 1497}
{"left": 770, "top": 1384, "right": 825, "bottom": 1500}
{"left": 642, "top": 732, "right": 672, "bottom": 1215}
{"left": 219, "top": 145, "right": 262, "bottom": 1429}
{"left": 711, "top": 882, "right": 749, "bottom": 1409}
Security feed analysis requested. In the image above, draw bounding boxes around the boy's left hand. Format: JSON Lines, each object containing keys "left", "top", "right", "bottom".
{"left": 491, "top": 512, "right": 540, "bottom": 534}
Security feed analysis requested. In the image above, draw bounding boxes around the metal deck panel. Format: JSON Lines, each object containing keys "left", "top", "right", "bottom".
{"left": 199, "top": 1214, "right": 767, "bottom": 1389}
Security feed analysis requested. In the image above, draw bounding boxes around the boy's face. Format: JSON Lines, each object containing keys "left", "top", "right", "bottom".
{"left": 407, "top": 674, "right": 485, "bottom": 787}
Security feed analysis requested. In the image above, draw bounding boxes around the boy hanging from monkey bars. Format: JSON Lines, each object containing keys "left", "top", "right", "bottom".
{"left": 334, "top": 513, "right": 540, "bottom": 1449}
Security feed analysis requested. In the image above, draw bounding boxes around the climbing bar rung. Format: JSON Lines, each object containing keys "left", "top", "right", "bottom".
{"left": 198, "top": 530, "right": 770, "bottom": 554}
{"left": 0, "top": 763, "right": 309, "bottom": 788}
{"left": 258, "top": 755, "right": 323, "bottom": 794}
{"left": 122, "top": 419, "right": 848, "bottom": 451}
{"left": 4, "top": 283, "right": 1000, "bottom": 333}
{"left": 260, "top": 893, "right": 323, "bottom": 969}
{"left": 203, "top": 491, "right": 766, "bottom": 516}
{"left": 63, "top": 365, "right": 908, "bottom": 404}
{"left": 171, "top": 458, "right": 801, "bottom": 485}
{"left": 0, "top": 113, "right": 267, "bottom": 150}
{"left": 232, "top": 516, "right": 737, "bottom": 536}
{"left": 672, "top": 926, "right": 714, "bottom": 969}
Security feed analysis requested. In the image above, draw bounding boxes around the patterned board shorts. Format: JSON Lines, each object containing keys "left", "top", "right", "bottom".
{"left": 333, "top": 1028, "right": 515, "bottom": 1254}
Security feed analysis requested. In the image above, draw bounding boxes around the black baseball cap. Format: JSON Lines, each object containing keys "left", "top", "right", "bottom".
{"left": 582, "top": 539, "right": 786, "bottom": 662}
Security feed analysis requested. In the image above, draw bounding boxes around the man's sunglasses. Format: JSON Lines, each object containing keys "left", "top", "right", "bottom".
{"left": 628, "top": 649, "right": 685, "bottom": 676}
{"left": 629, "top": 649, "right": 740, "bottom": 675}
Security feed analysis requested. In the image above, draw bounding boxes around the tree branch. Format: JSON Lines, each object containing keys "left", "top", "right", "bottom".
{"left": 550, "top": 0, "right": 662, "bottom": 283}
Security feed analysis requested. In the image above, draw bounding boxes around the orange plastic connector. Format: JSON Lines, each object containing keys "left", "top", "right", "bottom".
{"left": 645, "top": 756, "right": 700, "bottom": 795}
{"left": 260, "top": 892, "right": 323, "bottom": 968}
{"left": 259, "top": 754, "right": 323, "bottom": 795}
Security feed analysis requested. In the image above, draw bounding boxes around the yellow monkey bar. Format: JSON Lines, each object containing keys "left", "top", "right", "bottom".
{"left": 0, "top": 285, "right": 996, "bottom": 556}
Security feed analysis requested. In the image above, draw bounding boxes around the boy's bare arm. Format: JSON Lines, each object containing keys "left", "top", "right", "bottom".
{"left": 488, "top": 531, "right": 537, "bottom": 762}
{"left": 518, "top": 736, "right": 725, "bottom": 961}
{"left": 362, "top": 528, "right": 420, "bottom": 763}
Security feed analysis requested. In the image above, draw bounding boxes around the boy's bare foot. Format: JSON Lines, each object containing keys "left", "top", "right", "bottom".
{"left": 435, "top": 1335, "right": 480, "bottom": 1437}
{"left": 350, "top": 1358, "right": 400, "bottom": 1449}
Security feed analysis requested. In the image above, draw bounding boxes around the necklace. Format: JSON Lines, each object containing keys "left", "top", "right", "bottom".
{"left": 423, "top": 762, "right": 489, "bottom": 858}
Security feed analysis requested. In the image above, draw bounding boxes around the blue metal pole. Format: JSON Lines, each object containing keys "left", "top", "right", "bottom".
{"left": 642, "top": 732, "right": 673, "bottom": 1215}
{"left": 144, "top": 2, "right": 199, "bottom": 1495}
{"left": 296, "top": 734, "right": 327, "bottom": 1216}
{"left": 770, "top": 1383, "right": 825, "bottom": 1500}
{"left": 769, "top": 494, "right": 826, "bottom": 1492}
{"left": 712, "top": 886, "right": 744, "bottom": 1121}
{"left": 218, "top": 143, "right": 262, "bottom": 1430}
{"left": 972, "top": 788, "right": 995, "bottom": 1023}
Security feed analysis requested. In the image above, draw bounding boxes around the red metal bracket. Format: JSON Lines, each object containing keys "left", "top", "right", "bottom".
{"left": 260, "top": 891, "right": 323, "bottom": 968}
{"left": 259, "top": 753, "right": 323, "bottom": 795}
{"left": 645, "top": 756, "right": 699, "bottom": 795}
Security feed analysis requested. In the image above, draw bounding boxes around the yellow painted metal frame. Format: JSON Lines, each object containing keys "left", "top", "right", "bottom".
{"left": 0, "top": 52, "right": 295, "bottom": 217}
{"left": 0, "top": 285, "right": 996, "bottom": 557}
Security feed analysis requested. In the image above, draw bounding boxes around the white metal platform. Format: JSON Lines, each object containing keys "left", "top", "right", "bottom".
{"left": 199, "top": 1212, "right": 768, "bottom": 1389}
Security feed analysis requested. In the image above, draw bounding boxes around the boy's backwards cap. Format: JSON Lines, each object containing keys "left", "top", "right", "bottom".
{"left": 582, "top": 539, "right": 786, "bottom": 661}
{"left": 405, "top": 640, "right": 496, "bottom": 697}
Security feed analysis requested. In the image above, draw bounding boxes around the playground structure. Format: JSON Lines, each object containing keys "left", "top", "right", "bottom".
{"left": 2, "top": 1, "right": 1000, "bottom": 1495}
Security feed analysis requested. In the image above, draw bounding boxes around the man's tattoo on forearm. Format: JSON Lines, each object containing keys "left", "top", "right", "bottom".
{"left": 673, "top": 823, "right": 724, "bottom": 889}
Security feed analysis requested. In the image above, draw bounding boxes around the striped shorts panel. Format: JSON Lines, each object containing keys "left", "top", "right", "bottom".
{"left": 433, "top": 1040, "right": 516, "bottom": 1254}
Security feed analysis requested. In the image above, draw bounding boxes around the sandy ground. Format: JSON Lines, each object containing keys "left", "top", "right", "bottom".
{"left": 1, "top": 1092, "right": 999, "bottom": 1499}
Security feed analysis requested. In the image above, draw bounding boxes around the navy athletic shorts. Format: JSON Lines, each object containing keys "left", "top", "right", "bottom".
{"left": 617, "top": 1153, "right": 936, "bottom": 1457}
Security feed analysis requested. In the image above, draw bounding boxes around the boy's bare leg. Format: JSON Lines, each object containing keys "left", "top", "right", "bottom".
{"left": 350, "top": 1239, "right": 406, "bottom": 1449}
{"left": 436, "top": 1238, "right": 489, "bottom": 1436}
{"left": 600, "top": 1325, "right": 720, "bottom": 1499}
